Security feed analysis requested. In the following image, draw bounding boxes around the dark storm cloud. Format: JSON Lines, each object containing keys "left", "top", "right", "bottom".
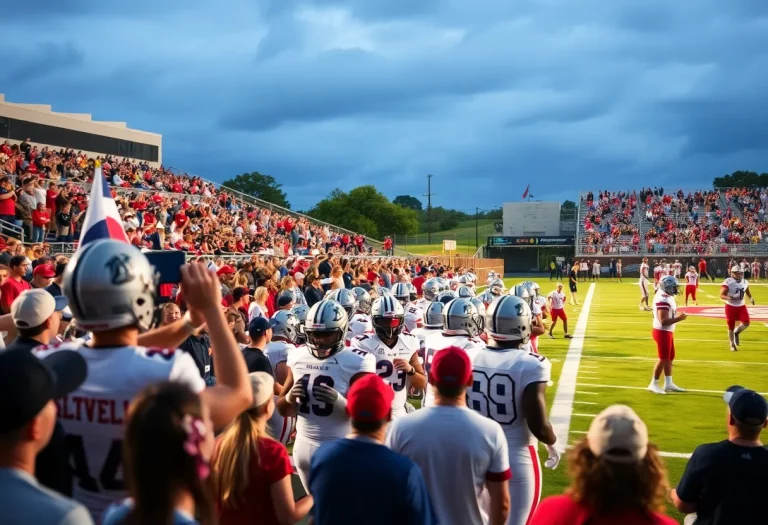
{"left": 0, "top": 0, "right": 766, "bottom": 211}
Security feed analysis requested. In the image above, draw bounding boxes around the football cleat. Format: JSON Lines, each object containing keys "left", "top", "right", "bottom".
{"left": 730, "top": 345, "right": 738, "bottom": 352}
{"left": 647, "top": 383, "right": 666, "bottom": 395}
{"left": 665, "top": 383, "right": 686, "bottom": 393}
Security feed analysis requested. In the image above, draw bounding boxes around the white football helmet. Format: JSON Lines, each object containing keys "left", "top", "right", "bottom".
{"left": 304, "top": 299, "right": 348, "bottom": 359}
{"left": 659, "top": 275, "right": 680, "bottom": 296}
{"left": 423, "top": 301, "right": 445, "bottom": 329}
{"left": 731, "top": 265, "right": 743, "bottom": 281}
{"left": 490, "top": 278, "right": 506, "bottom": 296}
{"left": 422, "top": 279, "right": 440, "bottom": 301}
{"left": 64, "top": 239, "right": 157, "bottom": 332}
{"left": 436, "top": 290, "right": 458, "bottom": 305}
{"left": 391, "top": 282, "right": 410, "bottom": 306}
{"left": 457, "top": 285, "right": 475, "bottom": 298}
{"left": 443, "top": 298, "right": 483, "bottom": 337}
{"left": 327, "top": 288, "right": 358, "bottom": 317}
{"left": 486, "top": 295, "right": 532, "bottom": 345}
{"left": 271, "top": 310, "right": 301, "bottom": 344}
{"left": 371, "top": 295, "right": 405, "bottom": 340}
{"left": 352, "top": 287, "right": 372, "bottom": 314}
{"left": 510, "top": 284, "right": 533, "bottom": 308}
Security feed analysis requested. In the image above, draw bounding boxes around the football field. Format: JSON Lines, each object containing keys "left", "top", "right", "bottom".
{"left": 525, "top": 276, "right": 768, "bottom": 522}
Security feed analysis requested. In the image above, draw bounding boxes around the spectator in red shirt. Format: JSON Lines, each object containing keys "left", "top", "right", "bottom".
{"left": 411, "top": 267, "right": 431, "bottom": 296}
{"left": 531, "top": 405, "right": 676, "bottom": 525}
{"left": 0, "top": 255, "right": 32, "bottom": 313}
{"left": 0, "top": 175, "right": 17, "bottom": 223}
{"left": 174, "top": 210, "right": 189, "bottom": 229}
{"left": 31, "top": 203, "right": 50, "bottom": 243}
{"left": 211, "top": 372, "right": 312, "bottom": 525}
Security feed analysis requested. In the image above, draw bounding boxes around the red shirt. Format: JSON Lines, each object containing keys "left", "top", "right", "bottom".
{"left": 46, "top": 189, "right": 58, "bottom": 208}
{"left": 530, "top": 495, "right": 677, "bottom": 525}
{"left": 215, "top": 438, "right": 293, "bottom": 525}
{"left": 174, "top": 213, "right": 188, "bottom": 228}
{"left": 411, "top": 275, "right": 426, "bottom": 295}
{"left": 0, "top": 188, "right": 16, "bottom": 216}
{"left": 32, "top": 210, "right": 50, "bottom": 227}
{"left": 1, "top": 278, "right": 32, "bottom": 312}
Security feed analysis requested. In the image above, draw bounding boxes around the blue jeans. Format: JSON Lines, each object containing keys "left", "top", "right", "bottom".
{"left": 32, "top": 226, "right": 45, "bottom": 243}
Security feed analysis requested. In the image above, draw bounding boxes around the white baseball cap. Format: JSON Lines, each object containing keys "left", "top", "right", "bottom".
{"left": 248, "top": 372, "right": 274, "bottom": 408}
{"left": 587, "top": 404, "right": 648, "bottom": 463}
{"left": 11, "top": 289, "right": 69, "bottom": 328}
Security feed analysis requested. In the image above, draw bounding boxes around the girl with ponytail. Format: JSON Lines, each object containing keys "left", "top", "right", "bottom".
{"left": 211, "top": 372, "right": 312, "bottom": 525}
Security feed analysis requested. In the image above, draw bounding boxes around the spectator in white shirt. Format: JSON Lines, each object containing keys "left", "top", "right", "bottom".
{"left": 387, "top": 346, "right": 511, "bottom": 525}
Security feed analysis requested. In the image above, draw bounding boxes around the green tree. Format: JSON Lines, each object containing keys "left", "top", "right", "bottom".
{"left": 713, "top": 171, "right": 768, "bottom": 188}
{"left": 561, "top": 199, "right": 577, "bottom": 219}
{"left": 393, "top": 195, "right": 423, "bottom": 211}
{"left": 308, "top": 186, "right": 419, "bottom": 238}
{"left": 222, "top": 172, "right": 291, "bottom": 209}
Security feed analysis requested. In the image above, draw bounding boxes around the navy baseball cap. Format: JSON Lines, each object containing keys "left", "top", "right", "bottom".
{"left": 0, "top": 349, "right": 87, "bottom": 433}
{"left": 248, "top": 316, "right": 277, "bottom": 336}
{"left": 724, "top": 385, "right": 768, "bottom": 426}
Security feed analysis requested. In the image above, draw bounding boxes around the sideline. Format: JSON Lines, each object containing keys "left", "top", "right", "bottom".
{"left": 549, "top": 283, "right": 596, "bottom": 454}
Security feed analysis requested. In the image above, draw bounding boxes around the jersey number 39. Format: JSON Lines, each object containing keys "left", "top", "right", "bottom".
{"left": 467, "top": 371, "right": 517, "bottom": 425}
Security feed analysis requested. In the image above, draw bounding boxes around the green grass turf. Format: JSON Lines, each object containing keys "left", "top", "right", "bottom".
{"left": 293, "top": 276, "right": 768, "bottom": 524}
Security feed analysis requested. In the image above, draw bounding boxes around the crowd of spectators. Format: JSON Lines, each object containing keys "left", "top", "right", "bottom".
{"left": 0, "top": 139, "right": 378, "bottom": 258}
{"left": 579, "top": 187, "right": 768, "bottom": 255}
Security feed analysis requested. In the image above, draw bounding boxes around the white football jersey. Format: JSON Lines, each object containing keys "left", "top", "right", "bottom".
{"left": 722, "top": 277, "right": 749, "bottom": 307}
{"left": 265, "top": 340, "right": 296, "bottom": 372}
{"left": 674, "top": 263, "right": 682, "bottom": 276}
{"left": 352, "top": 332, "right": 420, "bottom": 418}
{"left": 422, "top": 332, "right": 484, "bottom": 407}
{"left": 470, "top": 347, "right": 552, "bottom": 446}
{"left": 346, "top": 313, "right": 373, "bottom": 344}
{"left": 652, "top": 292, "right": 677, "bottom": 332}
{"left": 287, "top": 346, "right": 375, "bottom": 442}
{"left": 404, "top": 302, "right": 424, "bottom": 333}
{"left": 640, "top": 262, "right": 649, "bottom": 280}
{"left": 413, "top": 297, "right": 430, "bottom": 311}
{"left": 33, "top": 342, "right": 205, "bottom": 520}
{"left": 548, "top": 291, "right": 566, "bottom": 310}
{"left": 685, "top": 271, "right": 698, "bottom": 285}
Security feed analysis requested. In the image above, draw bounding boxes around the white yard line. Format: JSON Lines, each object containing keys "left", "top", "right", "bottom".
{"left": 550, "top": 283, "right": 596, "bottom": 454}
{"left": 572, "top": 413, "right": 599, "bottom": 417}
{"left": 579, "top": 382, "right": 768, "bottom": 396}
{"left": 582, "top": 355, "right": 768, "bottom": 366}
{"left": 659, "top": 451, "right": 693, "bottom": 459}
{"left": 576, "top": 390, "right": 599, "bottom": 395}
{"left": 574, "top": 400, "right": 598, "bottom": 405}
{"left": 571, "top": 430, "right": 587, "bottom": 434}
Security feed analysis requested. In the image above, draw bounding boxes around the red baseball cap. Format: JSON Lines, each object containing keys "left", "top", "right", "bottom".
{"left": 346, "top": 374, "right": 394, "bottom": 422}
{"left": 430, "top": 346, "right": 473, "bottom": 387}
{"left": 216, "top": 265, "right": 235, "bottom": 276}
{"left": 33, "top": 264, "right": 56, "bottom": 278}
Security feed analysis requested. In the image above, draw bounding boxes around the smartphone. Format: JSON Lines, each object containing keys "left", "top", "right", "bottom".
{"left": 146, "top": 250, "right": 186, "bottom": 284}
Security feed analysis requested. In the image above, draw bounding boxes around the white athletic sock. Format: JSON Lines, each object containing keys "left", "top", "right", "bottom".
{"left": 728, "top": 330, "right": 735, "bottom": 345}
{"left": 735, "top": 324, "right": 748, "bottom": 335}
{"left": 650, "top": 375, "right": 658, "bottom": 386}
{"left": 665, "top": 376, "right": 673, "bottom": 387}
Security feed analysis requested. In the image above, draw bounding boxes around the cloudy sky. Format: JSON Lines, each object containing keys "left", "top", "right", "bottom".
{"left": 2, "top": 0, "right": 767, "bottom": 211}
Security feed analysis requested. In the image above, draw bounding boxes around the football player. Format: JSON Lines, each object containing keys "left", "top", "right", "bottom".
{"left": 392, "top": 282, "right": 423, "bottom": 332}
{"left": 422, "top": 298, "right": 484, "bottom": 407}
{"left": 351, "top": 296, "right": 426, "bottom": 419}
{"left": 277, "top": 299, "right": 376, "bottom": 491}
{"left": 511, "top": 284, "right": 546, "bottom": 354}
{"left": 410, "top": 301, "right": 445, "bottom": 346}
{"left": 421, "top": 278, "right": 441, "bottom": 302}
{"left": 34, "top": 240, "right": 253, "bottom": 520}
{"left": 673, "top": 259, "right": 682, "bottom": 279}
{"left": 639, "top": 257, "right": 651, "bottom": 311}
{"left": 751, "top": 258, "right": 761, "bottom": 282}
{"left": 470, "top": 295, "right": 559, "bottom": 525}
{"left": 265, "top": 310, "right": 300, "bottom": 444}
{"left": 328, "top": 288, "right": 368, "bottom": 346}
{"left": 616, "top": 258, "right": 623, "bottom": 283}
{"left": 648, "top": 276, "right": 687, "bottom": 394}
{"left": 684, "top": 266, "right": 699, "bottom": 306}
{"left": 290, "top": 304, "right": 309, "bottom": 344}
{"left": 479, "top": 278, "right": 505, "bottom": 307}
{"left": 653, "top": 261, "right": 663, "bottom": 289}
{"left": 720, "top": 265, "right": 755, "bottom": 351}
{"left": 547, "top": 283, "right": 572, "bottom": 339}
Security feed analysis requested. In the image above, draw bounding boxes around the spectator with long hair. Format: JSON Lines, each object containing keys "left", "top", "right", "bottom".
{"left": 531, "top": 405, "right": 676, "bottom": 524}
{"left": 303, "top": 273, "right": 325, "bottom": 307}
{"left": 248, "top": 287, "right": 270, "bottom": 323}
{"left": 212, "top": 372, "right": 312, "bottom": 525}
{"left": 102, "top": 382, "right": 217, "bottom": 525}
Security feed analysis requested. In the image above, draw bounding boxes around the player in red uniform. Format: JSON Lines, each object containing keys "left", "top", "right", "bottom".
{"left": 648, "top": 276, "right": 688, "bottom": 395}
{"left": 683, "top": 266, "right": 699, "bottom": 306}
{"left": 720, "top": 265, "right": 755, "bottom": 352}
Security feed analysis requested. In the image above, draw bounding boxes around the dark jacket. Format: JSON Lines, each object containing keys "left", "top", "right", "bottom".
{"left": 179, "top": 333, "right": 214, "bottom": 385}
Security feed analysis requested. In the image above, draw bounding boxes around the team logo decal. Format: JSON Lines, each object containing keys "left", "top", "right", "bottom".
{"left": 679, "top": 306, "right": 768, "bottom": 322}
{"left": 105, "top": 254, "right": 134, "bottom": 285}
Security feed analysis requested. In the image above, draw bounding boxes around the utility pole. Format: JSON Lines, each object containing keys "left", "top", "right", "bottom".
{"left": 423, "top": 174, "right": 434, "bottom": 244}
{"left": 475, "top": 207, "right": 479, "bottom": 248}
